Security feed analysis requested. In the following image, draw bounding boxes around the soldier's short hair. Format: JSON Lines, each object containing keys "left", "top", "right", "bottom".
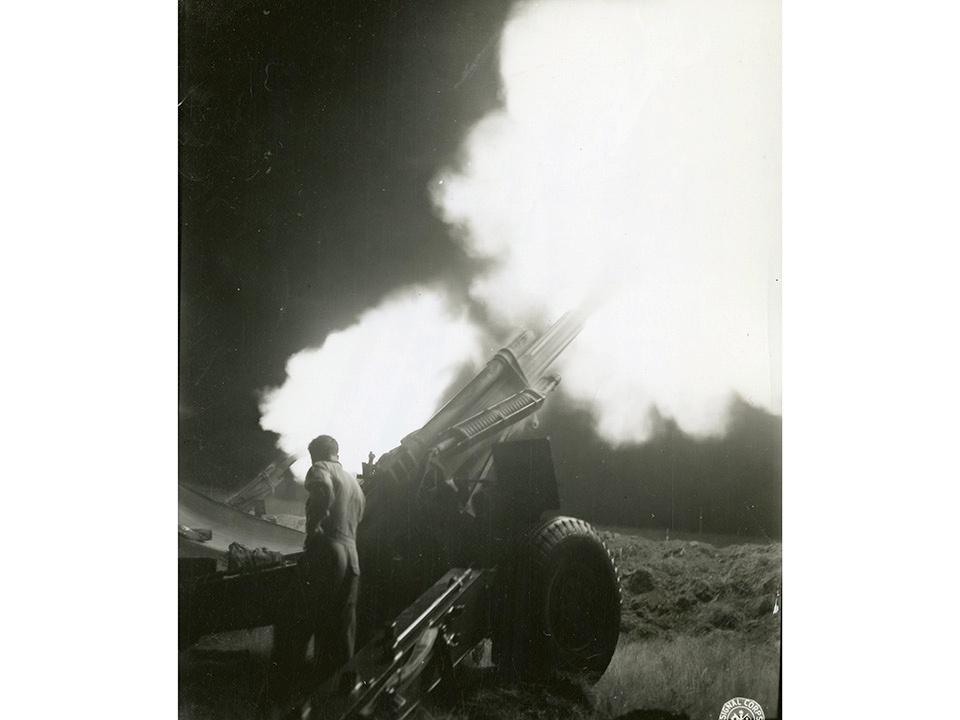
{"left": 308, "top": 434, "right": 339, "bottom": 462}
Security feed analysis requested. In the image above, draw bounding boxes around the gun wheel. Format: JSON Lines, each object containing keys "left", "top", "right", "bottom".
{"left": 502, "top": 516, "right": 621, "bottom": 684}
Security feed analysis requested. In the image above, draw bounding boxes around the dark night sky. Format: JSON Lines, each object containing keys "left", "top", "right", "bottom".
{"left": 179, "top": 0, "right": 514, "bottom": 486}
{"left": 178, "top": 0, "right": 781, "bottom": 536}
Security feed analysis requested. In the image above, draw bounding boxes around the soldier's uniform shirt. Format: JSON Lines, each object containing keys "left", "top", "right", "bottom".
{"left": 304, "top": 459, "right": 365, "bottom": 573}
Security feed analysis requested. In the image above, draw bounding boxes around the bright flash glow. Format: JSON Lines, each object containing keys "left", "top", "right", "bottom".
{"left": 260, "top": 0, "right": 780, "bottom": 470}
{"left": 432, "top": 0, "right": 781, "bottom": 443}
{"left": 259, "top": 288, "right": 483, "bottom": 476}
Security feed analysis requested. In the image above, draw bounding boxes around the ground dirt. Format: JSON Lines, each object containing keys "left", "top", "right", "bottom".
{"left": 606, "top": 531, "right": 781, "bottom": 644}
{"left": 179, "top": 530, "right": 781, "bottom": 720}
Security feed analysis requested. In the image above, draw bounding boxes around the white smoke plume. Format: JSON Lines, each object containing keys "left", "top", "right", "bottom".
{"left": 432, "top": 0, "right": 781, "bottom": 443}
{"left": 259, "top": 288, "right": 483, "bottom": 477}
{"left": 260, "top": 0, "right": 780, "bottom": 474}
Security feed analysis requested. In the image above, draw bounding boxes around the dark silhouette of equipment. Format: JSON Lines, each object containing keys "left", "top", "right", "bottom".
{"left": 179, "top": 310, "right": 622, "bottom": 719}
{"left": 226, "top": 455, "right": 298, "bottom": 515}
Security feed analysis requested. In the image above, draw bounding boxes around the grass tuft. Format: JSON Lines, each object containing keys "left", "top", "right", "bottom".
{"left": 591, "top": 634, "right": 779, "bottom": 720}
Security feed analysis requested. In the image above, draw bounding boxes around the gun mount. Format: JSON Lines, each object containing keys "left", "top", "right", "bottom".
{"left": 179, "top": 309, "right": 622, "bottom": 719}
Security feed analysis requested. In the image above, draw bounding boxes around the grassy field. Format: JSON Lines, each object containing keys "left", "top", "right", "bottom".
{"left": 420, "top": 532, "right": 781, "bottom": 720}
{"left": 591, "top": 634, "right": 779, "bottom": 720}
{"left": 180, "top": 530, "right": 781, "bottom": 720}
{"left": 419, "top": 634, "right": 778, "bottom": 720}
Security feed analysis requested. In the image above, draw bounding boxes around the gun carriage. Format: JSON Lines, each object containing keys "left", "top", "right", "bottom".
{"left": 179, "top": 311, "right": 622, "bottom": 718}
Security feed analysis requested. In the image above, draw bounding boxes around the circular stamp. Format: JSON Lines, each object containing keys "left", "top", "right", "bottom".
{"left": 718, "top": 696, "right": 765, "bottom": 720}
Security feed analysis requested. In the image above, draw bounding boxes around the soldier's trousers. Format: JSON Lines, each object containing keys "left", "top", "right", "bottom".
{"left": 267, "top": 538, "right": 359, "bottom": 703}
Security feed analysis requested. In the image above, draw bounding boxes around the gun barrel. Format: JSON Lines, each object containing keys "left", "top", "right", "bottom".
{"left": 516, "top": 308, "right": 589, "bottom": 382}
{"left": 398, "top": 330, "right": 536, "bottom": 458}
{"left": 399, "top": 310, "right": 586, "bottom": 460}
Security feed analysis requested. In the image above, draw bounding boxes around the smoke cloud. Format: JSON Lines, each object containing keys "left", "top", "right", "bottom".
{"left": 260, "top": 0, "right": 780, "bottom": 473}
{"left": 259, "top": 288, "right": 483, "bottom": 477}
{"left": 432, "top": 0, "right": 780, "bottom": 442}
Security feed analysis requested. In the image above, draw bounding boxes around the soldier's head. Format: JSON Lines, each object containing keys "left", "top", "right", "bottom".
{"left": 308, "top": 434, "right": 339, "bottom": 463}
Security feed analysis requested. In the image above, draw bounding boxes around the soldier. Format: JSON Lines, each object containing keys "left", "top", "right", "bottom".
{"left": 267, "top": 435, "right": 365, "bottom": 712}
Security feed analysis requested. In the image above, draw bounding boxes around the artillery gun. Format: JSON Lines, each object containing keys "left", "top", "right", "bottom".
{"left": 179, "top": 310, "right": 622, "bottom": 719}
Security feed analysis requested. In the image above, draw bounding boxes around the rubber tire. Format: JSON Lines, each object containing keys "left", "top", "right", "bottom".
{"left": 506, "top": 516, "right": 622, "bottom": 683}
